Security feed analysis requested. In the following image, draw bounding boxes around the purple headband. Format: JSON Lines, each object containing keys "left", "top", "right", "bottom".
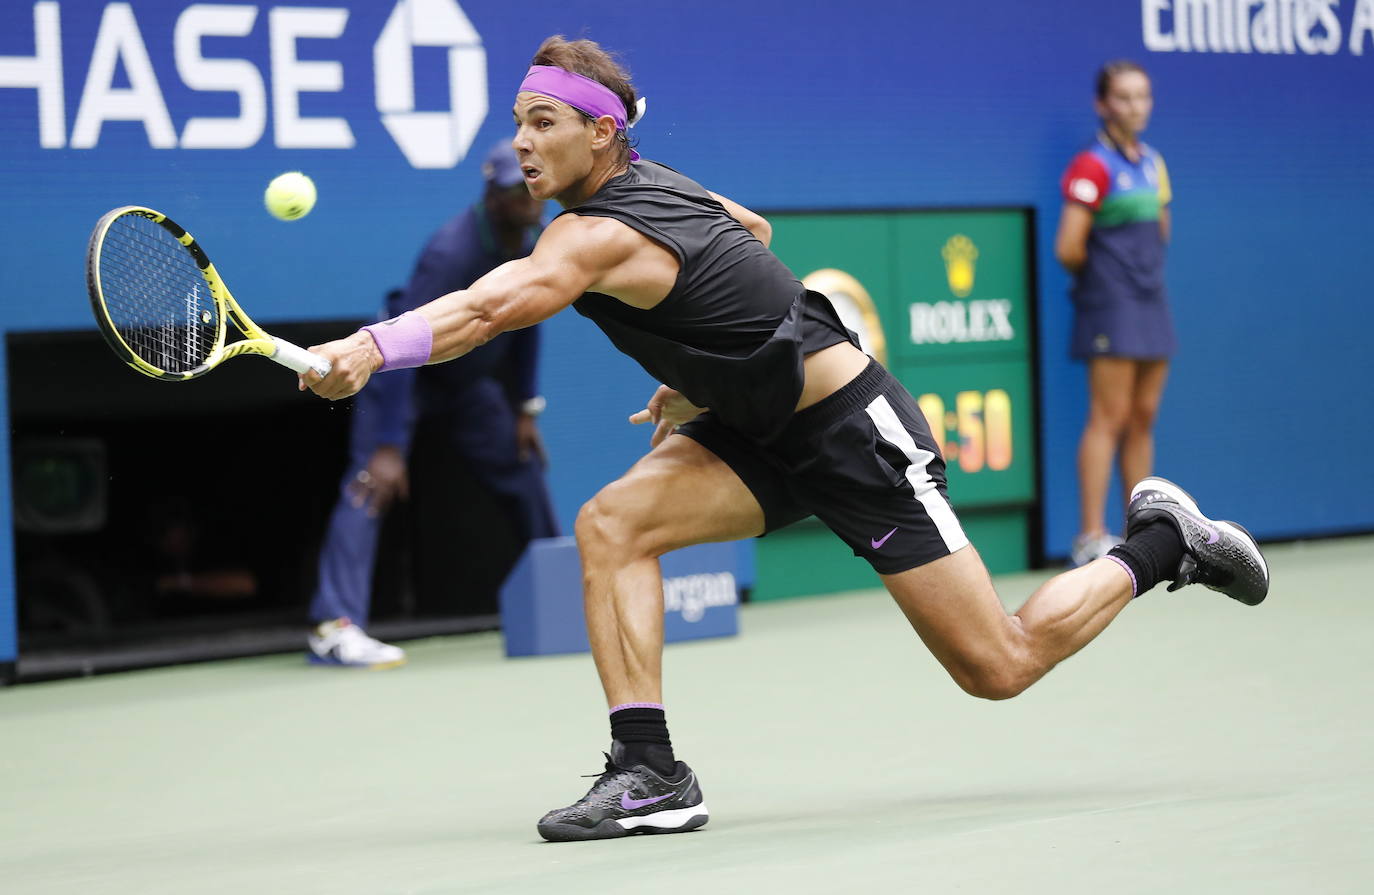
{"left": 519, "top": 65, "right": 643, "bottom": 161}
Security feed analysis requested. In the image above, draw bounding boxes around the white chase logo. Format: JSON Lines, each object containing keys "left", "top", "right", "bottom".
{"left": 0, "top": 0, "right": 487, "bottom": 168}
{"left": 662, "top": 573, "right": 737, "bottom": 623}
{"left": 910, "top": 299, "right": 1014, "bottom": 345}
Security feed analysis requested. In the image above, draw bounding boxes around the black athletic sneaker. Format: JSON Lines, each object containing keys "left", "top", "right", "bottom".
{"left": 536, "top": 741, "right": 709, "bottom": 842}
{"left": 1126, "top": 476, "right": 1270, "bottom": 605}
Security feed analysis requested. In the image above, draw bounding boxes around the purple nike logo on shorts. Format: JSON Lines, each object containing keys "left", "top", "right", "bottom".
{"left": 871, "top": 527, "right": 898, "bottom": 549}
{"left": 621, "top": 791, "right": 674, "bottom": 810}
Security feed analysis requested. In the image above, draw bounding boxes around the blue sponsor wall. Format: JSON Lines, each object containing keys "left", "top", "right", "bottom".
{"left": 3, "top": 0, "right": 1372, "bottom": 665}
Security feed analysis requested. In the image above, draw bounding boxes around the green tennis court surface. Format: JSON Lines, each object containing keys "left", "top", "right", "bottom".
{"left": 4, "top": 537, "right": 1371, "bottom": 894}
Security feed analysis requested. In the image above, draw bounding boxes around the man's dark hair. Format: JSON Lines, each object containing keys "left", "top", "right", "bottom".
{"left": 531, "top": 36, "right": 638, "bottom": 162}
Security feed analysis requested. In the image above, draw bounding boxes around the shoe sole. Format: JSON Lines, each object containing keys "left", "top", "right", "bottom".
{"left": 306, "top": 653, "right": 407, "bottom": 670}
{"left": 538, "top": 803, "right": 710, "bottom": 842}
{"left": 1131, "top": 476, "right": 1270, "bottom": 601}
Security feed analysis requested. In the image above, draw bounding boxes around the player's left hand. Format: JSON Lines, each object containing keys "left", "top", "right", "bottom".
{"left": 300, "top": 330, "right": 383, "bottom": 400}
{"left": 629, "top": 385, "right": 707, "bottom": 447}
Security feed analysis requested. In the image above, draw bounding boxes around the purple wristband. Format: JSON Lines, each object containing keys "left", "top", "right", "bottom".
{"left": 362, "top": 311, "right": 433, "bottom": 372}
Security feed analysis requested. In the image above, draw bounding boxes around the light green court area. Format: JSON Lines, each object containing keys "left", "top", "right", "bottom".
{"left": 3, "top": 537, "right": 1371, "bottom": 894}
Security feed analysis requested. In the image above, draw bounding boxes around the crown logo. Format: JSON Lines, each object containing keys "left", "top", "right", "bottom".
{"left": 941, "top": 234, "right": 978, "bottom": 298}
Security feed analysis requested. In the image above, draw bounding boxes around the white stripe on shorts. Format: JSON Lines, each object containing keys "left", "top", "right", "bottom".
{"left": 864, "top": 394, "right": 969, "bottom": 553}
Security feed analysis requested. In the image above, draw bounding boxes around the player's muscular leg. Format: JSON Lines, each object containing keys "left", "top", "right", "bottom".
{"left": 883, "top": 546, "right": 1133, "bottom": 700}
{"left": 575, "top": 434, "right": 765, "bottom": 707}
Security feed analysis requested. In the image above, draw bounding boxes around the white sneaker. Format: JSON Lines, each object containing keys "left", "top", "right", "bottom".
{"left": 1070, "top": 532, "right": 1124, "bottom": 568}
{"left": 307, "top": 618, "right": 407, "bottom": 669}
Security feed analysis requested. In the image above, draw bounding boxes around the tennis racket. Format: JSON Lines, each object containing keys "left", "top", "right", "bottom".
{"left": 85, "top": 205, "right": 331, "bottom": 381}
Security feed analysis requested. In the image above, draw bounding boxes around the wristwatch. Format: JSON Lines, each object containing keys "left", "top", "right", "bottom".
{"left": 520, "top": 396, "right": 547, "bottom": 417}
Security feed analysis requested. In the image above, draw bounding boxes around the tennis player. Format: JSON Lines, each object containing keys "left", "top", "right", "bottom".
{"left": 303, "top": 36, "right": 1269, "bottom": 842}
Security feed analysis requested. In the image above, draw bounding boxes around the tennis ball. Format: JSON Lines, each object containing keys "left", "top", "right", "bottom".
{"left": 264, "top": 171, "right": 316, "bottom": 221}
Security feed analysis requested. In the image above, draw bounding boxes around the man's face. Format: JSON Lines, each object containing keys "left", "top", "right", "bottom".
{"left": 511, "top": 93, "right": 598, "bottom": 202}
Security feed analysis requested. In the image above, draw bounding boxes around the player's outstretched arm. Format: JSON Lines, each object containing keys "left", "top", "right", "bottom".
{"left": 304, "top": 216, "right": 630, "bottom": 400}
{"left": 418, "top": 222, "right": 597, "bottom": 363}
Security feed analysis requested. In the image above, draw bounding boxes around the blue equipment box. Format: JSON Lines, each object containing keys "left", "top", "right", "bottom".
{"left": 499, "top": 537, "right": 740, "bottom": 657}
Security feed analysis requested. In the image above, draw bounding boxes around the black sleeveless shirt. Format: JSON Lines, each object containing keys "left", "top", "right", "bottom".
{"left": 562, "top": 160, "right": 855, "bottom": 443}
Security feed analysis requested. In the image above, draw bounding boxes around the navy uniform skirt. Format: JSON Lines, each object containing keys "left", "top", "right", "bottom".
{"left": 1070, "top": 225, "right": 1177, "bottom": 361}
{"left": 1070, "top": 292, "right": 1177, "bottom": 360}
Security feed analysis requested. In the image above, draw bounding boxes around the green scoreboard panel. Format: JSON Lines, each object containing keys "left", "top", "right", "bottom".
{"left": 754, "top": 209, "right": 1038, "bottom": 600}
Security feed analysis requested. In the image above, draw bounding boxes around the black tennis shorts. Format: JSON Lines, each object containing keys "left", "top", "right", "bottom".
{"left": 678, "top": 359, "right": 969, "bottom": 575}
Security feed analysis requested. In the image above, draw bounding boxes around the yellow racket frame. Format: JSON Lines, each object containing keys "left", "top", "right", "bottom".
{"left": 86, "top": 206, "right": 328, "bottom": 381}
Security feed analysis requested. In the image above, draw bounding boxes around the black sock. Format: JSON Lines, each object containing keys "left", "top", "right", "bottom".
{"left": 1107, "top": 519, "right": 1186, "bottom": 597}
{"left": 610, "top": 706, "right": 676, "bottom": 776}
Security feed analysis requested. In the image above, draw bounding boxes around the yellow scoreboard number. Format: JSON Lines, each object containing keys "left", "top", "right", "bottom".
{"left": 917, "top": 389, "right": 1013, "bottom": 474}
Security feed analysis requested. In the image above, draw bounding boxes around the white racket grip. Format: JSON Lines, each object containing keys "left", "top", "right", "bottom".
{"left": 271, "top": 337, "right": 332, "bottom": 378}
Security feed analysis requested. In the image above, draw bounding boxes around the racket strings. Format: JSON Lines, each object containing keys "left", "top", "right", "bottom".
{"left": 98, "top": 215, "right": 221, "bottom": 373}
